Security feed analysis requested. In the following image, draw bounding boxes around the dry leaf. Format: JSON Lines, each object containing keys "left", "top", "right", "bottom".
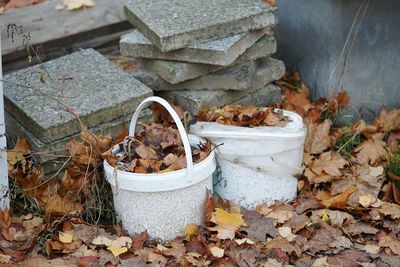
{"left": 317, "top": 187, "right": 357, "bottom": 209}
{"left": 210, "top": 247, "right": 224, "bottom": 258}
{"left": 184, "top": 224, "right": 200, "bottom": 238}
{"left": 304, "top": 151, "right": 347, "bottom": 184}
{"left": 355, "top": 134, "right": 388, "bottom": 165}
{"left": 265, "top": 201, "right": 294, "bottom": 223}
{"left": 379, "top": 202, "right": 400, "bottom": 219}
{"left": 373, "top": 107, "right": 400, "bottom": 132}
{"left": 108, "top": 246, "right": 127, "bottom": 257}
{"left": 234, "top": 238, "right": 255, "bottom": 245}
{"left": 22, "top": 216, "right": 43, "bottom": 230}
{"left": 358, "top": 193, "right": 376, "bottom": 208}
{"left": 59, "top": 232, "right": 73, "bottom": 244}
{"left": 63, "top": 0, "right": 95, "bottom": 10}
{"left": 208, "top": 208, "right": 246, "bottom": 239}
{"left": 240, "top": 210, "right": 276, "bottom": 242}
{"left": 7, "top": 137, "right": 30, "bottom": 169}
{"left": 305, "top": 120, "right": 332, "bottom": 154}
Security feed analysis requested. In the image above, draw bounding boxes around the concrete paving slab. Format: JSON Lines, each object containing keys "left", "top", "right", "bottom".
{"left": 139, "top": 35, "right": 277, "bottom": 84}
{"left": 4, "top": 49, "right": 153, "bottom": 144}
{"left": 157, "top": 84, "right": 282, "bottom": 115}
{"left": 124, "top": 0, "right": 275, "bottom": 52}
{"left": 250, "top": 57, "right": 286, "bottom": 90}
{"left": 130, "top": 57, "right": 285, "bottom": 92}
{"left": 120, "top": 28, "right": 268, "bottom": 66}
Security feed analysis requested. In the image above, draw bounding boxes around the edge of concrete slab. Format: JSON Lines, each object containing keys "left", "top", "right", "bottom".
{"left": 138, "top": 35, "right": 277, "bottom": 84}
{"left": 4, "top": 49, "right": 154, "bottom": 144}
{"left": 120, "top": 28, "right": 270, "bottom": 66}
{"left": 124, "top": 2, "right": 276, "bottom": 52}
{"left": 157, "top": 84, "right": 282, "bottom": 115}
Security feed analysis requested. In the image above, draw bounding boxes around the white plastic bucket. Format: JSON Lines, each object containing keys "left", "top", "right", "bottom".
{"left": 104, "top": 96, "right": 215, "bottom": 240}
{"left": 190, "top": 110, "right": 306, "bottom": 209}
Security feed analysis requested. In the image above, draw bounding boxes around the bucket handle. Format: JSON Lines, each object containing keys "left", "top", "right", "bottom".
{"left": 129, "top": 96, "right": 194, "bottom": 178}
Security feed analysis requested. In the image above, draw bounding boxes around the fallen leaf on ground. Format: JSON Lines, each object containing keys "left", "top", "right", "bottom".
{"left": 63, "top": 0, "right": 95, "bottom": 11}
{"left": 210, "top": 247, "right": 224, "bottom": 258}
{"left": 59, "top": 232, "right": 73, "bottom": 244}
{"left": 304, "top": 120, "right": 332, "bottom": 154}
{"left": 379, "top": 202, "right": 400, "bottom": 219}
{"left": 317, "top": 187, "right": 357, "bottom": 209}
{"left": 208, "top": 208, "right": 246, "bottom": 239}
{"left": 240, "top": 210, "right": 276, "bottom": 242}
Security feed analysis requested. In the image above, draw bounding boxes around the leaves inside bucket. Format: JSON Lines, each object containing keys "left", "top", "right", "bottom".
{"left": 102, "top": 123, "right": 211, "bottom": 173}
{"left": 197, "top": 105, "right": 289, "bottom": 127}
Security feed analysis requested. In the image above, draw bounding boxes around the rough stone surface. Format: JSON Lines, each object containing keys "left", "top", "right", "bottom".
{"left": 124, "top": 0, "right": 275, "bottom": 52}
{"left": 157, "top": 84, "right": 282, "bottom": 115}
{"left": 238, "top": 35, "right": 277, "bottom": 63}
{"left": 131, "top": 57, "right": 285, "bottom": 92}
{"left": 5, "top": 109, "right": 152, "bottom": 174}
{"left": 250, "top": 57, "right": 286, "bottom": 90}
{"left": 159, "top": 60, "right": 257, "bottom": 91}
{"left": 139, "top": 35, "right": 277, "bottom": 84}
{"left": 4, "top": 49, "right": 153, "bottom": 144}
{"left": 120, "top": 28, "right": 268, "bottom": 66}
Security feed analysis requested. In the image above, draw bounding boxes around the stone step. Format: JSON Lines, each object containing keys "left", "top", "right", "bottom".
{"left": 157, "top": 84, "right": 282, "bottom": 115}
{"left": 139, "top": 35, "right": 277, "bottom": 84}
{"left": 130, "top": 57, "right": 285, "bottom": 92}
{"left": 120, "top": 28, "right": 269, "bottom": 66}
{"left": 124, "top": 0, "right": 275, "bottom": 52}
{"left": 4, "top": 49, "right": 153, "bottom": 144}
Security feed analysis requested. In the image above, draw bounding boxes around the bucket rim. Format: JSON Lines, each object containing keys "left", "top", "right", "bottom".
{"left": 103, "top": 149, "right": 215, "bottom": 192}
{"left": 191, "top": 109, "right": 306, "bottom": 139}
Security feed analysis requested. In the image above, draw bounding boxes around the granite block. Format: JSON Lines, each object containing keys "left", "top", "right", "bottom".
{"left": 124, "top": 0, "right": 275, "bottom": 51}
{"left": 4, "top": 49, "right": 153, "bottom": 144}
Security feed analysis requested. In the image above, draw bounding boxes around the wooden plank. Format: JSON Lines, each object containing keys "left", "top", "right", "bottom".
{"left": 0, "top": 0, "right": 131, "bottom": 62}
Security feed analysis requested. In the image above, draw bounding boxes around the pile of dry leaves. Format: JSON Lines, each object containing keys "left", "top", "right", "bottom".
{"left": 198, "top": 105, "right": 288, "bottom": 127}
{"left": 102, "top": 123, "right": 211, "bottom": 174}
{"left": 2, "top": 71, "right": 400, "bottom": 266}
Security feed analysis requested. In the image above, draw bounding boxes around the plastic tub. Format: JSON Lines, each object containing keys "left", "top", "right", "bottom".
{"left": 190, "top": 110, "right": 306, "bottom": 209}
{"left": 104, "top": 97, "right": 215, "bottom": 240}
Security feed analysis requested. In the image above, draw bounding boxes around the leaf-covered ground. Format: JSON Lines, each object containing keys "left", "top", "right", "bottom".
{"left": 3, "top": 72, "right": 400, "bottom": 266}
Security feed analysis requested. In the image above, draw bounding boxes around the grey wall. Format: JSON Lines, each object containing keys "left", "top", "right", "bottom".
{"left": 277, "top": 0, "right": 400, "bottom": 121}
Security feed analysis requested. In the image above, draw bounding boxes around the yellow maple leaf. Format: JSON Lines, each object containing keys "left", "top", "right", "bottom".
{"left": 108, "top": 246, "right": 128, "bottom": 257}
{"left": 63, "top": 0, "right": 95, "bottom": 11}
{"left": 184, "top": 224, "right": 200, "bottom": 238}
{"left": 208, "top": 208, "right": 246, "bottom": 239}
{"left": 317, "top": 187, "right": 357, "bottom": 209}
{"left": 59, "top": 232, "right": 73, "bottom": 244}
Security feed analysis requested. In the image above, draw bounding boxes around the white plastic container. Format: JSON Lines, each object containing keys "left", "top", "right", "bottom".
{"left": 104, "top": 97, "right": 215, "bottom": 240}
{"left": 190, "top": 110, "right": 306, "bottom": 209}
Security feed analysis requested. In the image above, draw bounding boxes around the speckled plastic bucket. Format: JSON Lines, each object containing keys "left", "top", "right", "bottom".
{"left": 191, "top": 110, "right": 306, "bottom": 209}
{"left": 104, "top": 97, "right": 215, "bottom": 240}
